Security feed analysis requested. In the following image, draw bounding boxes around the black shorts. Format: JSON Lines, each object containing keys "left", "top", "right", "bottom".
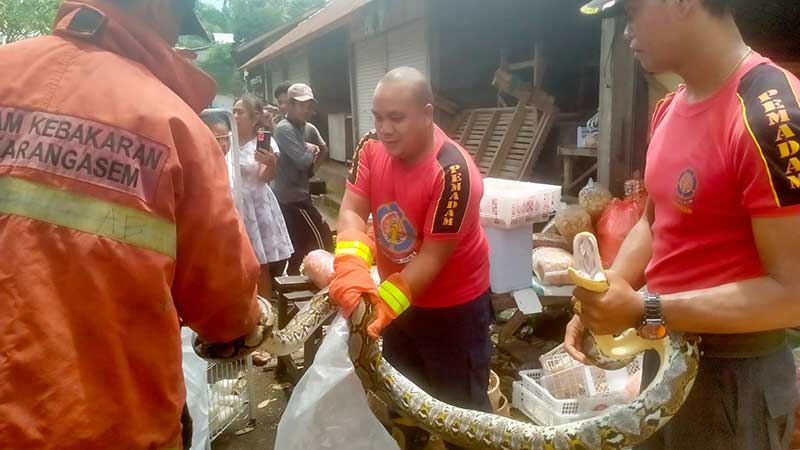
{"left": 382, "top": 291, "right": 494, "bottom": 414}
{"left": 278, "top": 198, "right": 333, "bottom": 275}
{"left": 636, "top": 344, "right": 797, "bottom": 450}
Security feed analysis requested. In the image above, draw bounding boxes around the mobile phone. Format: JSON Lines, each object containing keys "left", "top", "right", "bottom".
{"left": 257, "top": 130, "right": 273, "bottom": 153}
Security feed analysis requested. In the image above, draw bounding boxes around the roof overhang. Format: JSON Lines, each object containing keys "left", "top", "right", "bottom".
{"left": 241, "top": 0, "right": 374, "bottom": 70}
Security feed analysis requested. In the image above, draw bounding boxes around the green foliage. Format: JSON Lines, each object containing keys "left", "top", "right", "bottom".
{"left": 187, "top": 0, "right": 326, "bottom": 96}
{"left": 227, "top": 0, "right": 326, "bottom": 42}
{"left": 195, "top": 43, "right": 244, "bottom": 95}
{"left": 227, "top": 0, "right": 282, "bottom": 43}
{"left": 195, "top": 1, "right": 231, "bottom": 34}
{"left": 0, "top": 0, "right": 61, "bottom": 43}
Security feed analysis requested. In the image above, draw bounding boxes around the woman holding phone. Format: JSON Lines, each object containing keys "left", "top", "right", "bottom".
{"left": 232, "top": 96, "right": 293, "bottom": 301}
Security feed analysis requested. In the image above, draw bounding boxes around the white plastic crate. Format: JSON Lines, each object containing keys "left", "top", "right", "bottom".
{"left": 539, "top": 343, "right": 583, "bottom": 375}
{"left": 480, "top": 178, "right": 561, "bottom": 229}
{"left": 513, "top": 370, "right": 626, "bottom": 426}
{"left": 207, "top": 355, "right": 256, "bottom": 441}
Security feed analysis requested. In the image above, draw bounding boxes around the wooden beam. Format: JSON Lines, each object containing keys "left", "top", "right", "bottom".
{"left": 459, "top": 111, "right": 477, "bottom": 147}
{"left": 472, "top": 110, "right": 500, "bottom": 167}
{"left": 597, "top": 18, "right": 649, "bottom": 195}
{"left": 487, "top": 101, "right": 529, "bottom": 176}
{"left": 519, "top": 102, "right": 557, "bottom": 180}
{"left": 565, "top": 162, "right": 599, "bottom": 193}
{"left": 558, "top": 145, "right": 599, "bottom": 158}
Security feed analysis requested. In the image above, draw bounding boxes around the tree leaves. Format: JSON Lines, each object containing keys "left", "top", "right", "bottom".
{"left": 0, "top": 0, "right": 61, "bottom": 43}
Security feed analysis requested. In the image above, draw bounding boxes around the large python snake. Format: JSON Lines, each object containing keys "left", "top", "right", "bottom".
{"left": 198, "top": 233, "right": 700, "bottom": 449}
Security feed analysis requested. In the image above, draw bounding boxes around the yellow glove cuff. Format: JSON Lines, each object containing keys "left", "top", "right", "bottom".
{"left": 335, "top": 240, "right": 373, "bottom": 265}
{"left": 378, "top": 274, "right": 412, "bottom": 316}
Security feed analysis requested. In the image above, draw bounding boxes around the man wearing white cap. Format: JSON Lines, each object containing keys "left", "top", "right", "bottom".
{"left": 273, "top": 83, "right": 334, "bottom": 274}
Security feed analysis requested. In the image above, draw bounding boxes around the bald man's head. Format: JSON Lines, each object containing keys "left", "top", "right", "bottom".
{"left": 372, "top": 67, "right": 435, "bottom": 162}
{"left": 376, "top": 67, "right": 434, "bottom": 106}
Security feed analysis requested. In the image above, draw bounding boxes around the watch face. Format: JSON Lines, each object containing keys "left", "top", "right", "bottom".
{"left": 639, "top": 323, "right": 667, "bottom": 340}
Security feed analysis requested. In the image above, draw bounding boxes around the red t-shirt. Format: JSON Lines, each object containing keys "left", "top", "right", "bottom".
{"left": 347, "top": 125, "right": 490, "bottom": 308}
{"left": 645, "top": 53, "right": 800, "bottom": 294}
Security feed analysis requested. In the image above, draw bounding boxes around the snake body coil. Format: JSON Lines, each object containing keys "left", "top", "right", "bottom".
{"left": 198, "top": 233, "right": 699, "bottom": 449}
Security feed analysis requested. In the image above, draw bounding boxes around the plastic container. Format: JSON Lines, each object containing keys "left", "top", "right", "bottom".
{"left": 480, "top": 178, "right": 561, "bottom": 229}
{"left": 484, "top": 224, "right": 533, "bottom": 293}
{"left": 541, "top": 365, "right": 629, "bottom": 400}
{"left": 512, "top": 370, "right": 625, "bottom": 426}
{"left": 539, "top": 344, "right": 583, "bottom": 375}
{"left": 488, "top": 370, "right": 501, "bottom": 411}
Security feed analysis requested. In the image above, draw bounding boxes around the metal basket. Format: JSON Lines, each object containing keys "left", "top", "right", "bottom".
{"left": 207, "top": 355, "right": 256, "bottom": 441}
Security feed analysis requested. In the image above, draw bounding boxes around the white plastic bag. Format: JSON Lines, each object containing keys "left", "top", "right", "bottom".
{"left": 182, "top": 328, "right": 211, "bottom": 450}
{"left": 275, "top": 315, "right": 399, "bottom": 450}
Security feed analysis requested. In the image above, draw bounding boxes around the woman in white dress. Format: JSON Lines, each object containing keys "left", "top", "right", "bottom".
{"left": 230, "top": 97, "right": 294, "bottom": 300}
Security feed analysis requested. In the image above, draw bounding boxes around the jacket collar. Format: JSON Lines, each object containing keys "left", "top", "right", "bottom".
{"left": 53, "top": 0, "right": 216, "bottom": 113}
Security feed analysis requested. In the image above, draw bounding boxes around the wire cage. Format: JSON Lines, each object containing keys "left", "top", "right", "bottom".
{"left": 207, "top": 355, "right": 257, "bottom": 441}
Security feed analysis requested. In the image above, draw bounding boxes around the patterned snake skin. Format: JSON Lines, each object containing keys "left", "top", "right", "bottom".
{"left": 197, "top": 235, "right": 699, "bottom": 449}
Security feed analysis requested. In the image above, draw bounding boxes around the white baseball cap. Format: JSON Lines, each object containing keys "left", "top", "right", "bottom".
{"left": 288, "top": 83, "right": 316, "bottom": 103}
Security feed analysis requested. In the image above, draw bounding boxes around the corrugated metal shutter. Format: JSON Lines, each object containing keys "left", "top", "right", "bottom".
{"left": 354, "top": 37, "right": 387, "bottom": 138}
{"left": 387, "top": 20, "right": 428, "bottom": 75}
{"left": 287, "top": 50, "right": 310, "bottom": 86}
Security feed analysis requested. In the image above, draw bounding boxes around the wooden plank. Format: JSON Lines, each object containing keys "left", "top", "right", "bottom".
{"left": 565, "top": 162, "right": 598, "bottom": 192}
{"left": 449, "top": 111, "right": 468, "bottom": 139}
{"left": 558, "top": 145, "right": 599, "bottom": 158}
{"left": 488, "top": 102, "right": 531, "bottom": 177}
{"left": 472, "top": 110, "right": 501, "bottom": 168}
{"left": 518, "top": 103, "right": 557, "bottom": 180}
{"left": 459, "top": 111, "right": 477, "bottom": 147}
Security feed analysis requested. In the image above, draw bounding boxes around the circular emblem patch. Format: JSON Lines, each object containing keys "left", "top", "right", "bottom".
{"left": 676, "top": 168, "right": 698, "bottom": 200}
{"left": 375, "top": 202, "right": 417, "bottom": 264}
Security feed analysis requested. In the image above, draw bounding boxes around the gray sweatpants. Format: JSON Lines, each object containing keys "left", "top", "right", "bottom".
{"left": 636, "top": 345, "right": 798, "bottom": 450}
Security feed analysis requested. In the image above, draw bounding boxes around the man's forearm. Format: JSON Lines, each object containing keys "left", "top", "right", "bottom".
{"left": 400, "top": 250, "right": 447, "bottom": 298}
{"left": 610, "top": 216, "right": 652, "bottom": 290}
{"left": 661, "top": 276, "right": 800, "bottom": 333}
{"left": 337, "top": 209, "right": 368, "bottom": 234}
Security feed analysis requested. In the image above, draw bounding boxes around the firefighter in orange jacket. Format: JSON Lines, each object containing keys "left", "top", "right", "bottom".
{"left": 0, "top": 0, "right": 263, "bottom": 449}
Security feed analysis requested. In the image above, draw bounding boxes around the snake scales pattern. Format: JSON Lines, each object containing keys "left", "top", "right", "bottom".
{"left": 205, "top": 235, "right": 700, "bottom": 449}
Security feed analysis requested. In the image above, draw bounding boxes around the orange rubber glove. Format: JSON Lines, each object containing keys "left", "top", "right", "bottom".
{"left": 330, "top": 230, "right": 378, "bottom": 317}
{"left": 369, "top": 273, "right": 413, "bottom": 338}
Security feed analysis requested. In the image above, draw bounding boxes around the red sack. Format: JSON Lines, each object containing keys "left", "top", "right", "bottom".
{"left": 596, "top": 198, "right": 644, "bottom": 267}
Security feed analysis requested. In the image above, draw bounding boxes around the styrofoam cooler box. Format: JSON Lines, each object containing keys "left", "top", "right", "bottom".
{"left": 480, "top": 178, "right": 561, "bottom": 229}
{"left": 484, "top": 224, "right": 533, "bottom": 293}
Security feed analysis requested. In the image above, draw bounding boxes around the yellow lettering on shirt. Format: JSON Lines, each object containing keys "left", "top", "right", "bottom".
{"left": 757, "top": 88, "right": 799, "bottom": 191}
{"left": 762, "top": 98, "right": 785, "bottom": 113}
{"left": 759, "top": 89, "right": 779, "bottom": 103}
{"left": 767, "top": 109, "right": 791, "bottom": 127}
{"left": 777, "top": 124, "right": 796, "bottom": 141}
{"left": 778, "top": 141, "right": 800, "bottom": 159}
{"left": 786, "top": 157, "right": 800, "bottom": 175}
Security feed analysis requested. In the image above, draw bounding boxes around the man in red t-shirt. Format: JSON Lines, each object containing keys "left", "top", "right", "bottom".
{"left": 330, "top": 67, "right": 492, "bottom": 447}
{"left": 569, "top": 1, "right": 800, "bottom": 449}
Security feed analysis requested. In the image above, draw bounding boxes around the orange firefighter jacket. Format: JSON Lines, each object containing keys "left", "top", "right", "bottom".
{"left": 0, "top": 1, "right": 260, "bottom": 448}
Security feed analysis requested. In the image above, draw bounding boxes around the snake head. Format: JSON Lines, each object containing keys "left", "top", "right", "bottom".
{"left": 568, "top": 232, "right": 610, "bottom": 292}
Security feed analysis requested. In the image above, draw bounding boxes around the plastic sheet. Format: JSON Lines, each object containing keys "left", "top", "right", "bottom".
{"left": 182, "top": 328, "right": 211, "bottom": 450}
{"left": 275, "top": 315, "right": 399, "bottom": 450}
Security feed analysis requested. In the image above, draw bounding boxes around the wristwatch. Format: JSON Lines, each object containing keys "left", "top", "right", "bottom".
{"left": 638, "top": 292, "right": 667, "bottom": 340}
